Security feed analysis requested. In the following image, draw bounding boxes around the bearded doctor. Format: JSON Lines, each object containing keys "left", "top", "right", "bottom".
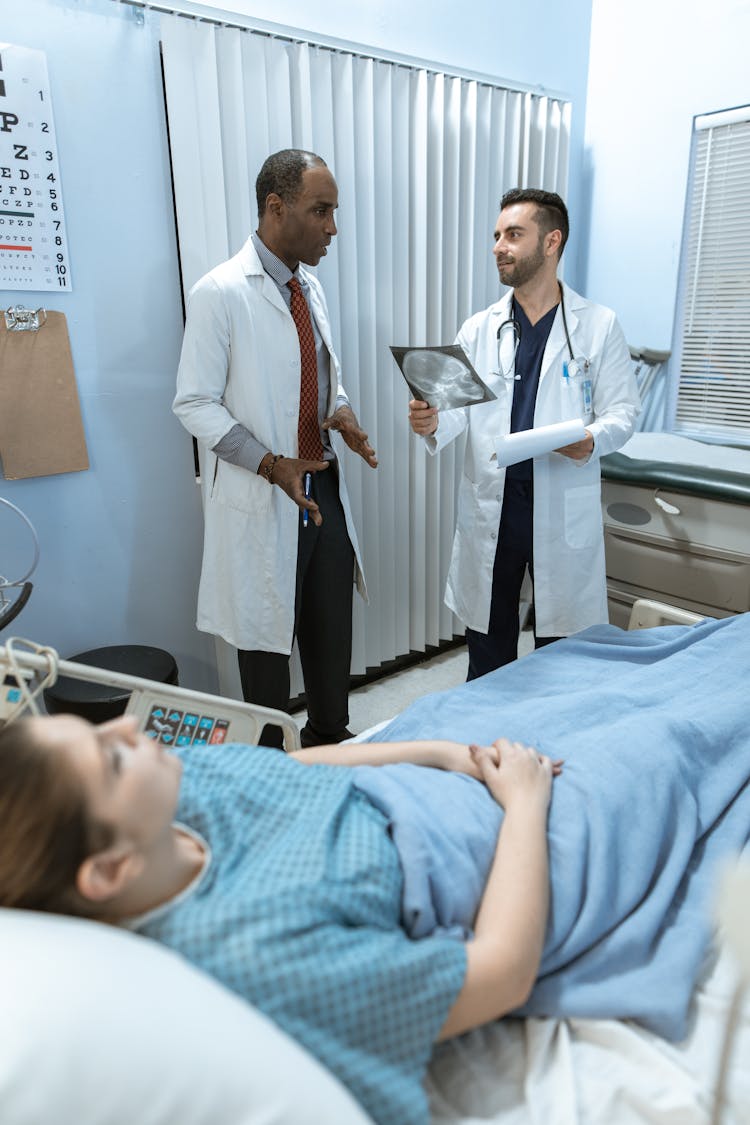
{"left": 409, "top": 188, "right": 640, "bottom": 679}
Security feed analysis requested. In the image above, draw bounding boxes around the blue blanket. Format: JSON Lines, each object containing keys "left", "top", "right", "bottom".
{"left": 356, "top": 613, "right": 750, "bottom": 1040}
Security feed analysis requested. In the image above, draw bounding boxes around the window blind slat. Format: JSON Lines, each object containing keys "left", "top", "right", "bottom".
{"left": 670, "top": 112, "right": 750, "bottom": 444}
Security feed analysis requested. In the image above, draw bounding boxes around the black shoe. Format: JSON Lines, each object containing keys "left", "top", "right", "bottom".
{"left": 299, "top": 725, "right": 355, "bottom": 748}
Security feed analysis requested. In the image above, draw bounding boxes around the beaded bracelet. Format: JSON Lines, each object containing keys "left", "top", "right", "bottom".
{"left": 262, "top": 453, "right": 284, "bottom": 483}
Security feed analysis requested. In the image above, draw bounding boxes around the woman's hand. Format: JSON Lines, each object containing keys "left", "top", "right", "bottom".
{"left": 469, "top": 739, "right": 562, "bottom": 813}
{"left": 439, "top": 737, "right": 560, "bottom": 1040}
{"left": 291, "top": 737, "right": 560, "bottom": 786}
{"left": 437, "top": 741, "right": 484, "bottom": 780}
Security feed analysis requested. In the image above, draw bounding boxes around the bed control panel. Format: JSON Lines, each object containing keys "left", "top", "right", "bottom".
{"left": 125, "top": 685, "right": 300, "bottom": 751}
{"left": 0, "top": 671, "right": 33, "bottom": 722}
{"left": 143, "top": 704, "right": 231, "bottom": 747}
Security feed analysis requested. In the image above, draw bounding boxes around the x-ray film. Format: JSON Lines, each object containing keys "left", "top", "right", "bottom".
{"left": 390, "top": 345, "right": 496, "bottom": 409}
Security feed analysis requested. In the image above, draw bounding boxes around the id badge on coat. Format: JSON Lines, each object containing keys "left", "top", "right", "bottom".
{"left": 582, "top": 378, "right": 593, "bottom": 415}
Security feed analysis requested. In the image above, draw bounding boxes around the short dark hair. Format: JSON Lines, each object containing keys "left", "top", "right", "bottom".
{"left": 255, "top": 149, "right": 327, "bottom": 217}
{"left": 500, "top": 188, "right": 569, "bottom": 257}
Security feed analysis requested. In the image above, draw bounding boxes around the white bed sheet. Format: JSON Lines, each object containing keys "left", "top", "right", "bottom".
{"left": 426, "top": 944, "right": 749, "bottom": 1125}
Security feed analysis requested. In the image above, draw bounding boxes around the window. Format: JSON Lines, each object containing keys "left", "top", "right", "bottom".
{"left": 669, "top": 105, "right": 750, "bottom": 445}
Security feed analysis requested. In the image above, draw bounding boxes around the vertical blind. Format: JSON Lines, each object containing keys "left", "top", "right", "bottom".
{"left": 160, "top": 16, "right": 570, "bottom": 692}
{"left": 670, "top": 106, "right": 750, "bottom": 444}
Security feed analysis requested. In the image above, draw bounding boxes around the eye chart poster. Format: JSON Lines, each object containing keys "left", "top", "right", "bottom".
{"left": 0, "top": 44, "right": 72, "bottom": 291}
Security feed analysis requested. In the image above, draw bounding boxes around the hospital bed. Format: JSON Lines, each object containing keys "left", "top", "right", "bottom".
{"left": 1, "top": 602, "right": 749, "bottom": 1125}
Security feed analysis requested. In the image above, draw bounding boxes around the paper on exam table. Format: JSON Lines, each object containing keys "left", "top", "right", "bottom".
{"left": 491, "top": 419, "right": 586, "bottom": 468}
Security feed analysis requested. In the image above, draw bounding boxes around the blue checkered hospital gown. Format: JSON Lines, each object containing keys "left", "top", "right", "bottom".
{"left": 134, "top": 743, "right": 467, "bottom": 1125}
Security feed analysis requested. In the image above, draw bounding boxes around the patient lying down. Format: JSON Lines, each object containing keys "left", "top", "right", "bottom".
{"left": 0, "top": 717, "right": 558, "bottom": 1125}
{"left": 1, "top": 611, "right": 749, "bottom": 1125}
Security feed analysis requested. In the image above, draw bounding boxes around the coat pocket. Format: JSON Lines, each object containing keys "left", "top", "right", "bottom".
{"left": 210, "top": 458, "right": 271, "bottom": 515}
{"left": 564, "top": 483, "right": 602, "bottom": 549}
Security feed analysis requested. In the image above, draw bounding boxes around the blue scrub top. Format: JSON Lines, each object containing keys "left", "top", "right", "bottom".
{"left": 507, "top": 298, "right": 558, "bottom": 480}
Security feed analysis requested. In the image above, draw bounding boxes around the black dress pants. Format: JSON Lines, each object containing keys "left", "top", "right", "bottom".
{"left": 466, "top": 477, "right": 560, "bottom": 681}
{"left": 237, "top": 465, "right": 354, "bottom": 747}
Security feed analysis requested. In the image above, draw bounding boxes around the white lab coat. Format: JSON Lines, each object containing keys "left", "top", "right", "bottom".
{"left": 427, "top": 283, "right": 640, "bottom": 637}
{"left": 173, "top": 236, "right": 365, "bottom": 653}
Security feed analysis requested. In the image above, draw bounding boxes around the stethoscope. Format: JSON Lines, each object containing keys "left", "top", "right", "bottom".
{"left": 495, "top": 283, "right": 588, "bottom": 382}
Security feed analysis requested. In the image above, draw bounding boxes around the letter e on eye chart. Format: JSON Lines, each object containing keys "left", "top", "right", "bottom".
{"left": 0, "top": 44, "right": 72, "bottom": 291}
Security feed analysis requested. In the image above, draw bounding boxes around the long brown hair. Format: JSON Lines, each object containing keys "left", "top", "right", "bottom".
{"left": 0, "top": 718, "right": 114, "bottom": 915}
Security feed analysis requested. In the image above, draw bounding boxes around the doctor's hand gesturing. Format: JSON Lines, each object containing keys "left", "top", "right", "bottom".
{"left": 408, "top": 398, "right": 439, "bottom": 436}
{"left": 322, "top": 404, "right": 378, "bottom": 468}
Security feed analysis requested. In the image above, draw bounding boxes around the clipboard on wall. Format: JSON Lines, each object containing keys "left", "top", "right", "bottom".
{"left": 0, "top": 307, "right": 89, "bottom": 479}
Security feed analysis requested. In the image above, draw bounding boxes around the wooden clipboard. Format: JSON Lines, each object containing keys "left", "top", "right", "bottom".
{"left": 0, "top": 309, "right": 89, "bottom": 479}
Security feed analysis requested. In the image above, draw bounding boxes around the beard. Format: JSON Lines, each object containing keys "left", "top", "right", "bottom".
{"left": 498, "top": 236, "right": 546, "bottom": 288}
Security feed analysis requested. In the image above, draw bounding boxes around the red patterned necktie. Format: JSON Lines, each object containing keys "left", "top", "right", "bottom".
{"left": 288, "top": 277, "right": 324, "bottom": 460}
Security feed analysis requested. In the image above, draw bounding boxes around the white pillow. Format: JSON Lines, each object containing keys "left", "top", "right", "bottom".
{"left": 0, "top": 908, "right": 373, "bottom": 1124}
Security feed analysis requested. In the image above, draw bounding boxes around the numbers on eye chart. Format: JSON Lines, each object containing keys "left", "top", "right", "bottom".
{"left": 0, "top": 44, "right": 72, "bottom": 291}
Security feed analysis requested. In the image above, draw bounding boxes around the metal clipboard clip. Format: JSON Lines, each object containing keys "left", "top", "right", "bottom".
{"left": 4, "top": 305, "right": 47, "bottom": 332}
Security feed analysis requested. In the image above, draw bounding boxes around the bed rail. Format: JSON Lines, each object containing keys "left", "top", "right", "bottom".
{"left": 628, "top": 598, "right": 707, "bottom": 630}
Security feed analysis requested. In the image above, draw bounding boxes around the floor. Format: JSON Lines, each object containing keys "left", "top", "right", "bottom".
{"left": 296, "top": 627, "right": 535, "bottom": 739}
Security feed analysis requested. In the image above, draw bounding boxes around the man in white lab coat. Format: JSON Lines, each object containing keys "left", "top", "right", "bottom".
{"left": 409, "top": 189, "right": 640, "bottom": 679}
{"left": 174, "top": 150, "right": 376, "bottom": 746}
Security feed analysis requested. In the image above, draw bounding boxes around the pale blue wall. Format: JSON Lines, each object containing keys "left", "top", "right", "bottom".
{"left": 0, "top": 0, "right": 593, "bottom": 689}
{"left": 0, "top": 0, "right": 217, "bottom": 689}
{"left": 583, "top": 0, "right": 750, "bottom": 351}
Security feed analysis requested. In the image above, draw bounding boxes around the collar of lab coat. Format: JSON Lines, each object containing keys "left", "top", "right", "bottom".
{"left": 544, "top": 280, "right": 581, "bottom": 372}
{"left": 236, "top": 233, "right": 337, "bottom": 366}
{"left": 544, "top": 281, "right": 584, "bottom": 382}
{"left": 237, "top": 234, "right": 290, "bottom": 317}
{"left": 489, "top": 280, "right": 582, "bottom": 328}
